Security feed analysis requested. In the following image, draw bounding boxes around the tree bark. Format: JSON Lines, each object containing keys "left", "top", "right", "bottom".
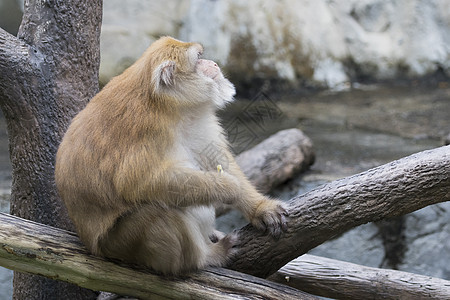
{"left": 0, "top": 0, "right": 102, "bottom": 298}
{"left": 228, "top": 145, "right": 450, "bottom": 278}
{"left": 0, "top": 212, "right": 317, "bottom": 300}
{"left": 269, "top": 254, "right": 450, "bottom": 299}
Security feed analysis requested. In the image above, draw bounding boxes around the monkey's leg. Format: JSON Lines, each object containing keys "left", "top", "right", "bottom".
{"left": 98, "top": 205, "right": 234, "bottom": 275}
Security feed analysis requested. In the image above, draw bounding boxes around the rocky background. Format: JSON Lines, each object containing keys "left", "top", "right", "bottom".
{"left": 4, "top": 0, "right": 450, "bottom": 88}
{"left": 100, "top": 0, "right": 450, "bottom": 91}
{"left": 1, "top": 0, "right": 449, "bottom": 299}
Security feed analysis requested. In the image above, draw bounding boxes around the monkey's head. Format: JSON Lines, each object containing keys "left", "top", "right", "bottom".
{"left": 136, "top": 36, "right": 235, "bottom": 109}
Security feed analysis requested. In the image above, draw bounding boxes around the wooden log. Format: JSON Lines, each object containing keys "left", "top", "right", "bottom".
{"left": 236, "top": 128, "right": 315, "bottom": 193}
{"left": 228, "top": 145, "right": 450, "bottom": 278}
{"left": 0, "top": 213, "right": 316, "bottom": 300}
{"left": 269, "top": 254, "right": 450, "bottom": 299}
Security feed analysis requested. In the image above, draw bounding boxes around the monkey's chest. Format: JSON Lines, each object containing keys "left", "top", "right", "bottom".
{"left": 172, "top": 133, "right": 227, "bottom": 171}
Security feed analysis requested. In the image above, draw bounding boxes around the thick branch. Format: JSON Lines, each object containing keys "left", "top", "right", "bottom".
{"left": 229, "top": 145, "right": 450, "bottom": 278}
{"left": 0, "top": 213, "right": 316, "bottom": 300}
{"left": 269, "top": 255, "right": 450, "bottom": 299}
{"left": 0, "top": 27, "right": 34, "bottom": 107}
{"left": 0, "top": 27, "right": 29, "bottom": 70}
{"left": 18, "top": 0, "right": 103, "bottom": 82}
{"left": 4, "top": 1, "right": 103, "bottom": 299}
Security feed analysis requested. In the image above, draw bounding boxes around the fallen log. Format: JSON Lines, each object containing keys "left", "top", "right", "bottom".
{"left": 269, "top": 254, "right": 450, "bottom": 299}
{"left": 236, "top": 128, "right": 314, "bottom": 193}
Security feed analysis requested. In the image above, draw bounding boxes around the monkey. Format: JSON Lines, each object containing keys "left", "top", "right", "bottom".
{"left": 55, "top": 36, "right": 288, "bottom": 275}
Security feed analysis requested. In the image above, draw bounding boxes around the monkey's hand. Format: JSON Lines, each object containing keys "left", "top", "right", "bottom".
{"left": 251, "top": 199, "right": 288, "bottom": 239}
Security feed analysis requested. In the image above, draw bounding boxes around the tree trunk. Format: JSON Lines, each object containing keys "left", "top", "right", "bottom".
{"left": 0, "top": 0, "right": 102, "bottom": 298}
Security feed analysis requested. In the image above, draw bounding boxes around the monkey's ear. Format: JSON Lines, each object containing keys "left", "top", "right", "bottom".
{"left": 153, "top": 61, "right": 176, "bottom": 89}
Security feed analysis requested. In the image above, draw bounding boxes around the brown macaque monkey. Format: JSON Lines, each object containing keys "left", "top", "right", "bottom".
{"left": 55, "top": 36, "right": 288, "bottom": 275}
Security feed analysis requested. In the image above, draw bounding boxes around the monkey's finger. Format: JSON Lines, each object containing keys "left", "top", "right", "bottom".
{"left": 260, "top": 212, "right": 286, "bottom": 239}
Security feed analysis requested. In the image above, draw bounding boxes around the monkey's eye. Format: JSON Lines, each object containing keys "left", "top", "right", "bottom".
{"left": 197, "top": 51, "right": 203, "bottom": 59}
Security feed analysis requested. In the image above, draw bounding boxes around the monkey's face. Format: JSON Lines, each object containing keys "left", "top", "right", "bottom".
{"left": 149, "top": 37, "right": 235, "bottom": 108}
{"left": 196, "top": 59, "right": 221, "bottom": 81}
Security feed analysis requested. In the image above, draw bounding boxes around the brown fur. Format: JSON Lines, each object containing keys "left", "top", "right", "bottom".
{"left": 55, "top": 36, "right": 287, "bottom": 275}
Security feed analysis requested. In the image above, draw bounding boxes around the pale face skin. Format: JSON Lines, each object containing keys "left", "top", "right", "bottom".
{"left": 197, "top": 59, "right": 221, "bottom": 80}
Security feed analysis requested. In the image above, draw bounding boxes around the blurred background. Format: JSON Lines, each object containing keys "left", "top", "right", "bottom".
{"left": 1, "top": 0, "right": 449, "bottom": 299}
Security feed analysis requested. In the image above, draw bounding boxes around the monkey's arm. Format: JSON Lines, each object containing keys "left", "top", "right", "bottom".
{"left": 224, "top": 157, "right": 288, "bottom": 237}
{"left": 163, "top": 168, "right": 243, "bottom": 207}
{"left": 115, "top": 167, "right": 242, "bottom": 208}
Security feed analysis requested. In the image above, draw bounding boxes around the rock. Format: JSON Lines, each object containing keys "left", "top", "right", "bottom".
{"left": 444, "top": 133, "right": 450, "bottom": 145}
{"left": 399, "top": 203, "right": 450, "bottom": 279}
{"left": 99, "top": 0, "right": 190, "bottom": 85}
{"left": 307, "top": 223, "right": 385, "bottom": 269}
{"left": 2, "top": 0, "right": 450, "bottom": 88}
{"left": 99, "top": 0, "right": 450, "bottom": 89}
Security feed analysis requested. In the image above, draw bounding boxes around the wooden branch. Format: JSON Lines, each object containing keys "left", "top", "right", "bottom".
{"left": 18, "top": 0, "right": 103, "bottom": 73}
{"left": 269, "top": 254, "right": 450, "bottom": 299}
{"left": 0, "top": 27, "right": 28, "bottom": 64}
{"left": 228, "top": 145, "right": 450, "bottom": 278}
{"left": 0, "top": 213, "right": 317, "bottom": 300}
{"left": 237, "top": 128, "right": 314, "bottom": 194}
{"left": 0, "top": 27, "right": 33, "bottom": 106}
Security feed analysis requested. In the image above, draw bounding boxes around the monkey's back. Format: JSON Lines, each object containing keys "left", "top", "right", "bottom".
{"left": 55, "top": 77, "right": 175, "bottom": 253}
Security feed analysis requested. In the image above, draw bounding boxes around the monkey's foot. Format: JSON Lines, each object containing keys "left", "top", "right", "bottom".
{"left": 209, "top": 229, "right": 226, "bottom": 243}
{"left": 207, "top": 231, "right": 239, "bottom": 267}
{"left": 220, "top": 231, "right": 239, "bottom": 257}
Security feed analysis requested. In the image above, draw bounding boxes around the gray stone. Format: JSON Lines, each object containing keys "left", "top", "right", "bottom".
{"left": 98, "top": 0, "right": 450, "bottom": 89}
{"left": 399, "top": 203, "right": 450, "bottom": 279}
{"left": 308, "top": 223, "right": 385, "bottom": 268}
